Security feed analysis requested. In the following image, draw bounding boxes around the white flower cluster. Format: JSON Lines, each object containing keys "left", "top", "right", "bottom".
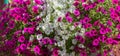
{"left": 36, "top": 0, "right": 86, "bottom": 55}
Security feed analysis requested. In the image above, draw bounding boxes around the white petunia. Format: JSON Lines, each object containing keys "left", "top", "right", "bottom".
{"left": 36, "top": 34, "right": 42, "bottom": 40}
{"left": 72, "top": 39, "right": 77, "bottom": 45}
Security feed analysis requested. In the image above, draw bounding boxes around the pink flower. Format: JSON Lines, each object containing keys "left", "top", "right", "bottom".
{"left": 24, "top": 27, "right": 34, "bottom": 34}
{"left": 112, "top": 40, "right": 118, "bottom": 44}
{"left": 75, "top": 35, "right": 85, "bottom": 43}
{"left": 73, "top": 1, "right": 80, "bottom": 6}
{"left": 116, "top": 5, "right": 120, "bottom": 12}
{"left": 57, "top": 17, "right": 62, "bottom": 22}
{"left": 93, "top": 20, "right": 100, "bottom": 26}
{"left": 107, "top": 20, "right": 112, "bottom": 26}
{"left": 83, "top": 23, "right": 92, "bottom": 29}
{"left": 98, "top": 0, "right": 105, "bottom": 3}
{"left": 80, "top": 51, "right": 87, "bottom": 56}
{"left": 100, "top": 28, "right": 107, "bottom": 35}
{"left": 18, "top": 35, "right": 25, "bottom": 43}
{"left": 32, "top": 6, "right": 39, "bottom": 13}
{"left": 112, "top": 0, "right": 118, "bottom": 5}
{"left": 65, "top": 16, "right": 73, "bottom": 23}
{"left": 82, "top": 17, "right": 91, "bottom": 24}
{"left": 8, "top": 20, "right": 15, "bottom": 29}
{"left": 34, "top": 45, "right": 41, "bottom": 55}
{"left": 52, "top": 48, "right": 59, "bottom": 56}
{"left": 103, "top": 50, "right": 108, "bottom": 56}
{"left": 116, "top": 24, "right": 120, "bottom": 30}
{"left": 34, "top": 0, "right": 43, "bottom": 5}
{"left": 105, "top": 27, "right": 112, "bottom": 33}
{"left": 82, "top": 4, "right": 90, "bottom": 11}
{"left": 105, "top": 38, "right": 113, "bottom": 44}
{"left": 92, "top": 39, "right": 99, "bottom": 46}
{"left": 14, "top": 47, "right": 20, "bottom": 54}
{"left": 90, "top": 29, "right": 98, "bottom": 36}
{"left": 48, "top": 39, "right": 56, "bottom": 45}
{"left": 15, "top": 15, "right": 22, "bottom": 21}
{"left": 81, "top": 0, "right": 86, "bottom": 3}
{"left": 117, "top": 34, "right": 120, "bottom": 39}
{"left": 74, "top": 22, "right": 80, "bottom": 27}
{"left": 85, "top": 31, "right": 92, "bottom": 38}
{"left": 20, "top": 44, "right": 27, "bottom": 50}
{"left": 98, "top": 35, "right": 106, "bottom": 42}
{"left": 110, "top": 12, "right": 119, "bottom": 20}
{"left": 73, "top": 9, "right": 80, "bottom": 16}
{"left": 109, "top": 8, "right": 115, "bottom": 13}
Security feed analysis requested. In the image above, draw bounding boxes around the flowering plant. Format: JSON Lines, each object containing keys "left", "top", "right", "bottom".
{"left": 0, "top": 0, "right": 120, "bottom": 56}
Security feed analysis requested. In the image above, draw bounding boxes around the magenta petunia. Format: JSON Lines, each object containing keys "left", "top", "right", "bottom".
{"left": 100, "top": 28, "right": 107, "bottom": 35}
{"left": 98, "top": 35, "right": 106, "bottom": 42}
{"left": 34, "top": 45, "right": 41, "bottom": 55}
{"left": 20, "top": 44, "right": 27, "bottom": 50}
{"left": 90, "top": 29, "right": 97, "bottom": 37}
{"left": 8, "top": 20, "right": 15, "bottom": 29}
{"left": 92, "top": 39, "right": 99, "bottom": 46}
{"left": 109, "top": 8, "right": 115, "bottom": 13}
{"left": 83, "top": 23, "right": 92, "bottom": 29}
{"left": 32, "top": 5, "right": 39, "bottom": 14}
{"left": 105, "top": 27, "right": 112, "bottom": 33}
{"left": 110, "top": 12, "right": 119, "bottom": 20}
{"left": 103, "top": 50, "right": 108, "bottom": 56}
{"left": 82, "top": 4, "right": 90, "bottom": 11}
{"left": 93, "top": 20, "right": 100, "bottom": 26}
{"left": 73, "top": 1, "right": 80, "bottom": 6}
{"left": 82, "top": 17, "right": 91, "bottom": 24}
{"left": 24, "top": 27, "right": 34, "bottom": 34}
{"left": 74, "top": 22, "right": 80, "bottom": 27}
{"left": 73, "top": 9, "right": 80, "bottom": 16}
{"left": 34, "top": 0, "right": 43, "bottom": 5}
{"left": 112, "top": 40, "right": 118, "bottom": 44}
{"left": 48, "top": 39, "right": 56, "bottom": 45}
{"left": 52, "top": 48, "right": 59, "bottom": 56}
{"left": 85, "top": 31, "right": 92, "bottom": 38}
{"left": 75, "top": 35, "right": 85, "bottom": 43}
{"left": 41, "top": 38, "right": 49, "bottom": 45}
{"left": 115, "top": 5, "right": 120, "bottom": 12}
{"left": 98, "top": 0, "right": 105, "bottom": 3}
{"left": 117, "top": 34, "right": 120, "bottom": 39}
{"left": 107, "top": 20, "right": 112, "bottom": 26}
{"left": 18, "top": 35, "right": 25, "bottom": 43}
{"left": 15, "top": 47, "right": 21, "bottom": 54}
{"left": 116, "top": 24, "right": 120, "bottom": 30}
{"left": 57, "top": 17, "right": 62, "bottom": 22}
{"left": 81, "top": 0, "right": 86, "bottom": 3}
{"left": 112, "top": 0, "right": 118, "bottom": 5}
{"left": 65, "top": 16, "right": 73, "bottom": 23}
{"left": 15, "top": 15, "right": 22, "bottom": 21}
{"left": 80, "top": 51, "right": 87, "bottom": 56}
{"left": 105, "top": 38, "right": 113, "bottom": 44}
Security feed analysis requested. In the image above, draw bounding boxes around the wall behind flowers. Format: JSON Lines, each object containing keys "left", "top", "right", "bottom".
{"left": 0, "top": 0, "right": 120, "bottom": 56}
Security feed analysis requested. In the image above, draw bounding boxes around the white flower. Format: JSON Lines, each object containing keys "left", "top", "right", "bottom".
{"left": 29, "top": 35, "right": 34, "bottom": 41}
{"left": 72, "top": 39, "right": 77, "bottom": 45}
{"left": 37, "top": 34, "right": 42, "bottom": 40}
{"left": 54, "top": 36, "right": 61, "bottom": 41}
{"left": 78, "top": 24, "right": 82, "bottom": 28}
{"left": 81, "top": 28, "right": 85, "bottom": 33}
{"left": 62, "top": 35, "right": 69, "bottom": 40}
{"left": 45, "top": 30, "right": 51, "bottom": 35}
{"left": 78, "top": 44, "right": 85, "bottom": 48}
{"left": 57, "top": 40, "right": 65, "bottom": 47}
{"left": 70, "top": 26, "right": 75, "bottom": 30}
{"left": 70, "top": 51, "right": 75, "bottom": 56}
